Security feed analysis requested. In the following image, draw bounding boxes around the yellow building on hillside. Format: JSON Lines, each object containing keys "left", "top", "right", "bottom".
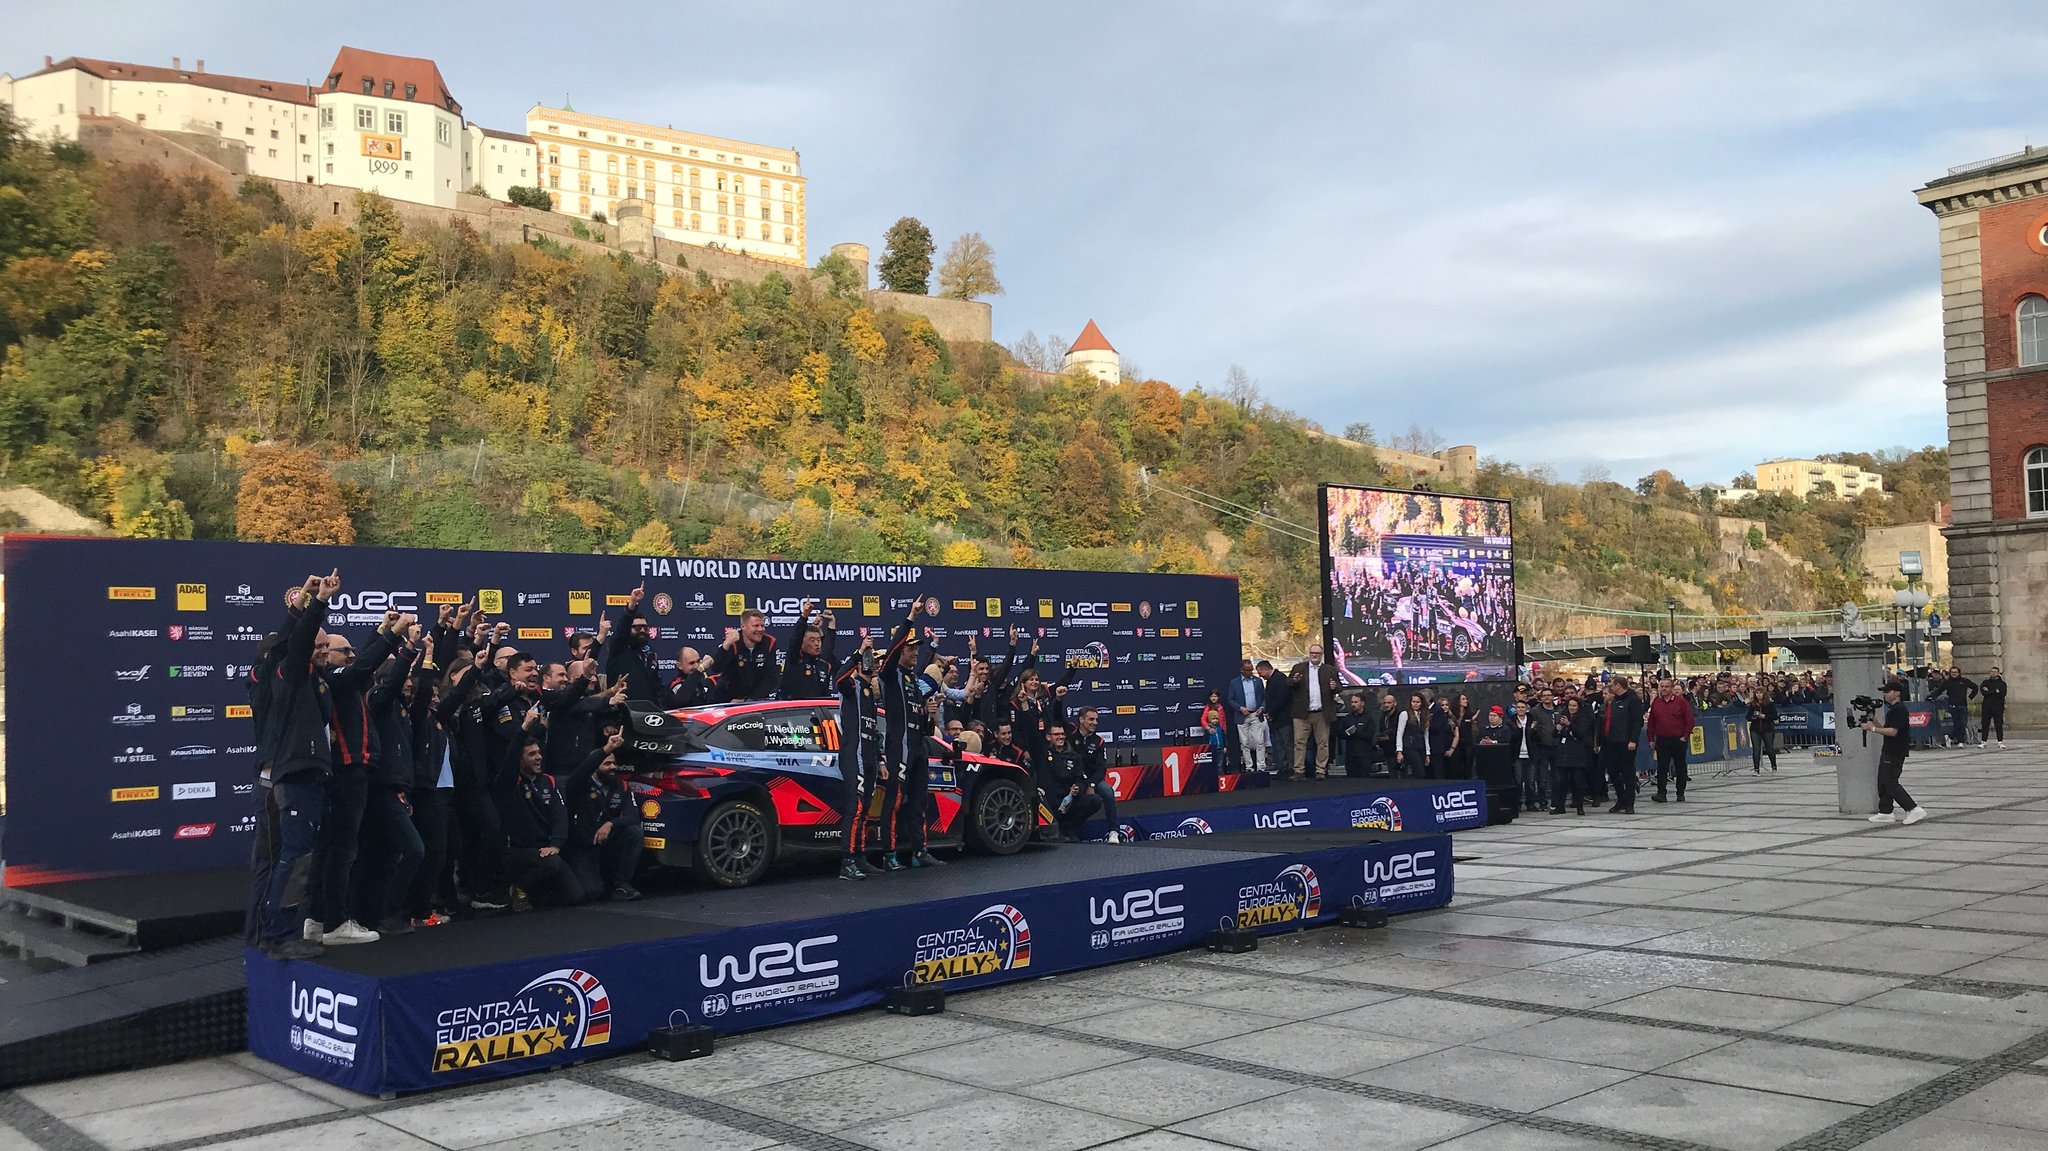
{"left": 526, "top": 105, "right": 806, "bottom": 266}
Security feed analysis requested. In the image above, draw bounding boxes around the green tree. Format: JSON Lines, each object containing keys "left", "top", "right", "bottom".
{"left": 506, "top": 186, "right": 553, "bottom": 209}
{"left": 936, "top": 231, "right": 1003, "bottom": 299}
{"left": 877, "top": 216, "right": 933, "bottom": 294}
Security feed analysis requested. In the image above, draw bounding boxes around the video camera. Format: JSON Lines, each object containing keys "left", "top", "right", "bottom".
{"left": 1848, "top": 694, "right": 1882, "bottom": 746}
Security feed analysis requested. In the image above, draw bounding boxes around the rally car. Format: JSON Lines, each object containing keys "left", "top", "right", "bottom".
{"left": 615, "top": 700, "right": 1050, "bottom": 888}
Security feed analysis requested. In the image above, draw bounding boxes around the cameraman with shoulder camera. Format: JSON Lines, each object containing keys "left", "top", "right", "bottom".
{"left": 1862, "top": 681, "right": 1928, "bottom": 826}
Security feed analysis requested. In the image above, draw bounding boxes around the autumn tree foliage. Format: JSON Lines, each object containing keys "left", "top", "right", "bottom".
{"left": 235, "top": 445, "right": 355, "bottom": 545}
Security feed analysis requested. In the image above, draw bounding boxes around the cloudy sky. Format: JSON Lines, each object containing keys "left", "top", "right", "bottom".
{"left": 12, "top": 1, "right": 2042, "bottom": 483}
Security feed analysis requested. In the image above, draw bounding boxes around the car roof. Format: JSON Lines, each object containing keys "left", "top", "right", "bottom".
{"left": 667, "top": 699, "right": 836, "bottom": 724}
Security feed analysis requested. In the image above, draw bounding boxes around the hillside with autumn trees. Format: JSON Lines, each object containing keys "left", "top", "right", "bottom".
{"left": 0, "top": 115, "right": 1946, "bottom": 642}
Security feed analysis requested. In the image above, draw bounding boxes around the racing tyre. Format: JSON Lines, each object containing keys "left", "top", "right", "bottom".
{"left": 692, "top": 799, "right": 777, "bottom": 888}
{"left": 965, "top": 776, "right": 1033, "bottom": 856}
{"left": 1452, "top": 632, "right": 1473, "bottom": 659}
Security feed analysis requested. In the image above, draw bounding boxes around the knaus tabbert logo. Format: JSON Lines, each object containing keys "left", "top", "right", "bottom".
{"left": 1088, "top": 883, "right": 1185, "bottom": 950}
{"left": 697, "top": 935, "right": 839, "bottom": 1018}
{"left": 290, "top": 981, "right": 359, "bottom": 1067}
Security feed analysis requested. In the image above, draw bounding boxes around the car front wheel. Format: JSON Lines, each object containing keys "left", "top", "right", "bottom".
{"left": 692, "top": 798, "right": 777, "bottom": 888}
{"left": 965, "top": 776, "right": 1033, "bottom": 856}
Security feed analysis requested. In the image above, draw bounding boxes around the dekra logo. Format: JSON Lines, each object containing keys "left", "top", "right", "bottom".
{"left": 699, "top": 935, "right": 838, "bottom": 987}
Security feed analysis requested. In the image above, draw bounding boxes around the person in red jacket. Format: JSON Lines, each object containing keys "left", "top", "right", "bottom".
{"left": 1646, "top": 676, "right": 1697, "bottom": 803}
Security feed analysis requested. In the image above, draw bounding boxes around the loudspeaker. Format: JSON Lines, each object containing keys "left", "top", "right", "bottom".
{"left": 1750, "top": 630, "right": 1770, "bottom": 656}
{"left": 1630, "top": 634, "right": 1654, "bottom": 664}
{"left": 884, "top": 986, "right": 947, "bottom": 1016}
{"left": 1514, "top": 636, "right": 1525, "bottom": 666}
{"left": 1205, "top": 927, "right": 1259, "bottom": 953}
{"left": 646, "top": 1023, "right": 715, "bottom": 1061}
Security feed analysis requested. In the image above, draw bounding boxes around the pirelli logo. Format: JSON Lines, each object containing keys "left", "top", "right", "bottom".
{"left": 517, "top": 627, "right": 553, "bottom": 641}
{"left": 108, "top": 586, "right": 157, "bottom": 600}
{"left": 225, "top": 704, "right": 253, "bottom": 719}
{"left": 643, "top": 836, "right": 667, "bottom": 850}
{"left": 606, "top": 594, "right": 631, "bottom": 606}
{"left": 951, "top": 600, "right": 975, "bottom": 611}
{"left": 1115, "top": 705, "right": 1138, "bottom": 716}
{"left": 1111, "top": 602, "right": 1133, "bottom": 613}
{"left": 111, "top": 786, "right": 160, "bottom": 802}
{"left": 425, "top": 592, "right": 462, "bottom": 605}
{"left": 1161, "top": 628, "right": 1181, "bottom": 638}
{"left": 826, "top": 598, "right": 854, "bottom": 610}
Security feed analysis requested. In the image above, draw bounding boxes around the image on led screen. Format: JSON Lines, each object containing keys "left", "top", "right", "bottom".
{"left": 1321, "top": 485, "right": 1515, "bottom": 685}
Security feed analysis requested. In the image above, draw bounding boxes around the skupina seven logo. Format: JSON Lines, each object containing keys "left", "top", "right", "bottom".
{"left": 432, "top": 968, "right": 612, "bottom": 1072}
{"left": 909, "top": 904, "right": 1032, "bottom": 984}
{"left": 1233, "top": 863, "right": 1322, "bottom": 928}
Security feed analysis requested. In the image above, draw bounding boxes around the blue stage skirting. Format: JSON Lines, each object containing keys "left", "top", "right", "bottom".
{"left": 1086, "top": 779, "right": 1487, "bottom": 841}
{"left": 248, "top": 834, "right": 1455, "bottom": 1096}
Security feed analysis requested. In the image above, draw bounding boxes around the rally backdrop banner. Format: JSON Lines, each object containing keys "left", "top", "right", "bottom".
{"left": 1082, "top": 778, "right": 1487, "bottom": 841}
{"left": 246, "top": 833, "right": 1454, "bottom": 1095}
{"left": 0, "top": 535, "right": 1240, "bottom": 882}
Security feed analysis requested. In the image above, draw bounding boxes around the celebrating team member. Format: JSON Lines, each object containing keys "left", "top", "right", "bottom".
{"left": 496, "top": 704, "right": 586, "bottom": 909}
{"left": 879, "top": 597, "right": 944, "bottom": 869}
{"left": 833, "top": 632, "right": 884, "bottom": 880}
{"left": 1042, "top": 724, "right": 1100, "bottom": 840}
{"left": 254, "top": 571, "right": 340, "bottom": 961}
{"left": 1070, "top": 708, "right": 1122, "bottom": 843}
{"left": 307, "top": 605, "right": 402, "bottom": 946}
{"left": 354, "top": 619, "right": 426, "bottom": 937}
{"left": 708, "top": 608, "right": 779, "bottom": 702}
{"left": 669, "top": 647, "right": 711, "bottom": 707}
{"left": 604, "top": 583, "right": 669, "bottom": 705}
{"left": 778, "top": 601, "right": 837, "bottom": 700}
{"left": 565, "top": 732, "right": 643, "bottom": 900}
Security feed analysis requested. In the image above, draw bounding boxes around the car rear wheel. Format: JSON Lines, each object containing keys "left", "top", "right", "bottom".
{"left": 965, "top": 776, "right": 1032, "bottom": 856}
{"left": 693, "top": 798, "right": 777, "bottom": 888}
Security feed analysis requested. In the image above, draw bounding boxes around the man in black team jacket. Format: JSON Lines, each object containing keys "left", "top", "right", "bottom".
{"left": 307, "top": 605, "right": 400, "bottom": 945}
{"left": 1596, "top": 679, "right": 1644, "bottom": 815}
{"left": 833, "top": 633, "right": 885, "bottom": 880}
{"left": 605, "top": 582, "right": 669, "bottom": 706}
{"left": 709, "top": 608, "right": 779, "bottom": 702}
{"left": 1071, "top": 708, "right": 1123, "bottom": 842}
{"left": 1041, "top": 724, "right": 1101, "bottom": 840}
{"left": 254, "top": 571, "right": 339, "bottom": 960}
{"left": 1980, "top": 667, "right": 2009, "bottom": 748}
{"left": 496, "top": 704, "right": 587, "bottom": 909}
{"left": 565, "top": 732, "right": 643, "bottom": 900}
{"left": 353, "top": 624, "right": 426, "bottom": 937}
{"left": 778, "top": 601, "right": 837, "bottom": 700}
{"left": 878, "top": 597, "right": 943, "bottom": 869}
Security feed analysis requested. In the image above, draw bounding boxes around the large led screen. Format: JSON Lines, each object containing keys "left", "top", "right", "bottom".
{"left": 1320, "top": 484, "right": 1516, "bottom": 685}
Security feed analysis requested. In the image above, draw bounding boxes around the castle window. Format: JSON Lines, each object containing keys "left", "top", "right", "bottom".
{"left": 784, "top": 227, "right": 793, "bottom": 245}
{"left": 690, "top": 213, "right": 701, "bottom": 230}
{"left": 2029, "top": 445, "right": 2048, "bottom": 517}
{"left": 2020, "top": 295, "right": 2048, "bottom": 367}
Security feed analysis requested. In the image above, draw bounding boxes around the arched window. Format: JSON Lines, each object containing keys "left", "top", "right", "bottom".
{"left": 690, "top": 213, "right": 701, "bottom": 231}
{"left": 2029, "top": 445, "right": 2048, "bottom": 517}
{"left": 576, "top": 149, "right": 589, "bottom": 170}
{"left": 2020, "top": 296, "right": 2048, "bottom": 367}
{"left": 672, "top": 210, "right": 684, "bottom": 228}
{"left": 625, "top": 181, "right": 638, "bottom": 200}
{"left": 783, "top": 227, "right": 793, "bottom": 245}
{"left": 578, "top": 195, "right": 589, "bottom": 214}
{"left": 718, "top": 218, "right": 728, "bottom": 235}
{"left": 759, "top": 222, "right": 770, "bottom": 240}
{"left": 689, "top": 168, "right": 700, "bottom": 187}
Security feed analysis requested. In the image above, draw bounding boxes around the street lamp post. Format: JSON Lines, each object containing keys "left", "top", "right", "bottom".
{"left": 1665, "top": 596, "right": 1678, "bottom": 674}
{"left": 1892, "top": 586, "right": 1930, "bottom": 699}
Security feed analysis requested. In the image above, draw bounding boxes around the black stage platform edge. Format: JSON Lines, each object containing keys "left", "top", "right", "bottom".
{"left": 1119, "top": 774, "right": 1451, "bottom": 818}
{"left": 3, "top": 868, "right": 247, "bottom": 951}
{"left": 1133, "top": 828, "right": 1439, "bottom": 853}
{"left": 0, "top": 938, "right": 244, "bottom": 1089}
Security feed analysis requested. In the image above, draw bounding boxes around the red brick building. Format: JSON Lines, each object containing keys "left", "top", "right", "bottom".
{"left": 1917, "top": 152, "right": 2048, "bottom": 726}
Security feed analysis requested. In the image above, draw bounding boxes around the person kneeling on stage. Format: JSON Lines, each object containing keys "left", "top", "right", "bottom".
{"left": 1041, "top": 724, "right": 1101, "bottom": 841}
{"left": 496, "top": 706, "right": 586, "bottom": 910}
{"left": 1071, "top": 707, "right": 1123, "bottom": 843}
{"left": 566, "top": 732, "right": 643, "bottom": 901}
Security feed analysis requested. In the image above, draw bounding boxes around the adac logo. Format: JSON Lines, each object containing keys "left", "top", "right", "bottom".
{"left": 1234, "top": 864, "right": 1322, "bottom": 928}
{"left": 108, "top": 586, "right": 156, "bottom": 601}
{"left": 567, "top": 591, "right": 593, "bottom": 615}
{"left": 909, "top": 903, "right": 1032, "bottom": 985}
{"left": 432, "top": 968, "right": 612, "bottom": 1072}
{"left": 176, "top": 582, "right": 207, "bottom": 611}
{"left": 1351, "top": 797, "right": 1404, "bottom": 831}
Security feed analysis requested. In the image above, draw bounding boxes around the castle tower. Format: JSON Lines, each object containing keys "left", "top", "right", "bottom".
{"left": 1062, "top": 320, "right": 1120, "bottom": 384}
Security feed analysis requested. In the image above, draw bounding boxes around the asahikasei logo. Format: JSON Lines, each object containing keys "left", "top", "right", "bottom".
{"left": 909, "top": 904, "right": 1032, "bottom": 985}
{"left": 1231, "top": 863, "right": 1322, "bottom": 929}
{"left": 432, "top": 968, "right": 611, "bottom": 1073}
